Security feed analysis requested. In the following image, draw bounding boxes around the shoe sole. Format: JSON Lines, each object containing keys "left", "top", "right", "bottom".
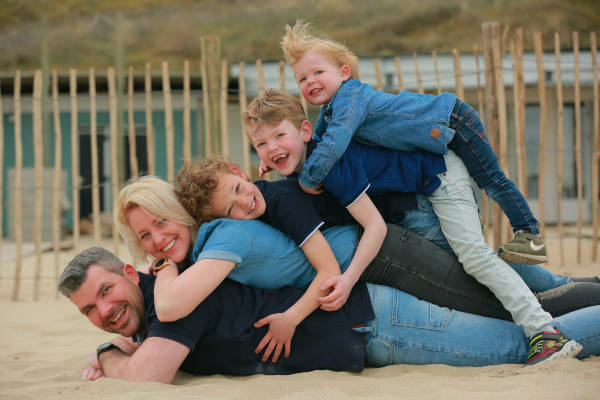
{"left": 498, "top": 249, "right": 548, "bottom": 265}
{"left": 527, "top": 340, "right": 583, "bottom": 366}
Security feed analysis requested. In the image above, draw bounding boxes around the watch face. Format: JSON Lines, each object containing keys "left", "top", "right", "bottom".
{"left": 154, "top": 258, "right": 166, "bottom": 268}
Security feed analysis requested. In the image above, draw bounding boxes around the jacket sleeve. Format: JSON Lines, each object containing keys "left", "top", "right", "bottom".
{"left": 299, "top": 83, "right": 370, "bottom": 188}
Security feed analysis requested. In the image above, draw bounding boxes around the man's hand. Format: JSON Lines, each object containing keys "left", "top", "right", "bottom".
{"left": 254, "top": 313, "right": 297, "bottom": 363}
{"left": 318, "top": 274, "right": 354, "bottom": 311}
{"left": 299, "top": 181, "right": 323, "bottom": 195}
{"left": 258, "top": 161, "right": 273, "bottom": 178}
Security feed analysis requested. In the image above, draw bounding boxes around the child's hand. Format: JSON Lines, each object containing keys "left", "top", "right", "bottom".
{"left": 253, "top": 313, "right": 296, "bottom": 363}
{"left": 258, "top": 161, "right": 273, "bottom": 178}
{"left": 299, "top": 181, "right": 323, "bottom": 195}
{"left": 318, "top": 274, "right": 353, "bottom": 311}
{"left": 82, "top": 350, "right": 104, "bottom": 380}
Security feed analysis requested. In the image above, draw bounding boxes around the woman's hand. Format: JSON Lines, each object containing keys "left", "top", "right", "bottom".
{"left": 81, "top": 349, "right": 104, "bottom": 380}
{"left": 253, "top": 313, "right": 297, "bottom": 363}
{"left": 318, "top": 274, "right": 354, "bottom": 311}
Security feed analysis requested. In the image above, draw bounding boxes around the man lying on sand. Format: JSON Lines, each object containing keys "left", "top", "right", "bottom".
{"left": 58, "top": 247, "right": 600, "bottom": 383}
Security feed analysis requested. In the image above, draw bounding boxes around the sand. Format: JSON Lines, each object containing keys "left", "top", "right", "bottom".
{"left": 1, "top": 229, "right": 599, "bottom": 400}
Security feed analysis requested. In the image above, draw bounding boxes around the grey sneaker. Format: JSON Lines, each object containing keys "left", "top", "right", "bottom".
{"left": 498, "top": 230, "right": 547, "bottom": 264}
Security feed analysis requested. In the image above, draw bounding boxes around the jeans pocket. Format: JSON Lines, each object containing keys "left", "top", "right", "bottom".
{"left": 392, "top": 290, "right": 453, "bottom": 331}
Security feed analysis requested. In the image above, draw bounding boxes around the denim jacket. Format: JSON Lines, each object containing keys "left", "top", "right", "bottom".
{"left": 299, "top": 78, "right": 458, "bottom": 189}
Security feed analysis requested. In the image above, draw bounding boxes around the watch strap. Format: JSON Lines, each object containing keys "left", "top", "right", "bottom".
{"left": 96, "top": 342, "right": 119, "bottom": 359}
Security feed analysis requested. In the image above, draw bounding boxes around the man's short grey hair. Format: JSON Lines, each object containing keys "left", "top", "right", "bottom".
{"left": 58, "top": 247, "right": 124, "bottom": 297}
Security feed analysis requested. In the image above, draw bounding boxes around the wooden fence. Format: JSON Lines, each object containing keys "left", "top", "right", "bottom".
{"left": 1, "top": 23, "right": 599, "bottom": 301}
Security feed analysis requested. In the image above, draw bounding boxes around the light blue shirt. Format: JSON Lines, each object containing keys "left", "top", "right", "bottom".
{"left": 191, "top": 219, "right": 358, "bottom": 289}
{"left": 299, "top": 78, "right": 457, "bottom": 188}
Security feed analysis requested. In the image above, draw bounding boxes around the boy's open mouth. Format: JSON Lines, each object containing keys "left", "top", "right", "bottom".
{"left": 272, "top": 154, "right": 288, "bottom": 165}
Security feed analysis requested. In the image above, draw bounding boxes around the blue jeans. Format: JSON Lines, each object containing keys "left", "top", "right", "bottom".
{"left": 401, "top": 194, "right": 571, "bottom": 293}
{"left": 447, "top": 99, "right": 539, "bottom": 234}
{"left": 362, "top": 284, "right": 600, "bottom": 366}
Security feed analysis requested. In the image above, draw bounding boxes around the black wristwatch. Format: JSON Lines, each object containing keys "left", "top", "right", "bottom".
{"left": 96, "top": 342, "right": 119, "bottom": 359}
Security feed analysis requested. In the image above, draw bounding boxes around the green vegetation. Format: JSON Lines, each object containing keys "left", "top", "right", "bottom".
{"left": 0, "top": 0, "right": 598, "bottom": 71}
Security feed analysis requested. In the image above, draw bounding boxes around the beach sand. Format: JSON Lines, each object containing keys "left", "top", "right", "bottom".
{"left": 1, "top": 228, "right": 599, "bottom": 400}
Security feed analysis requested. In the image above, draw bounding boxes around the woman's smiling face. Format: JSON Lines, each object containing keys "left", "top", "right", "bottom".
{"left": 126, "top": 205, "right": 192, "bottom": 263}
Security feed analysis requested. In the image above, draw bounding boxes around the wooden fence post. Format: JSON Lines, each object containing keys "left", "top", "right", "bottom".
{"left": 533, "top": 31, "right": 547, "bottom": 239}
{"left": 220, "top": 59, "right": 230, "bottom": 157}
{"left": 573, "top": 31, "right": 583, "bottom": 263}
{"left": 591, "top": 32, "right": 599, "bottom": 262}
{"left": 108, "top": 67, "right": 120, "bottom": 255}
{"left": 89, "top": 68, "right": 101, "bottom": 243}
{"left": 374, "top": 58, "right": 382, "bottom": 91}
{"left": 145, "top": 63, "right": 155, "bottom": 175}
{"left": 12, "top": 70, "right": 22, "bottom": 301}
{"left": 201, "top": 36, "right": 222, "bottom": 156}
{"left": 413, "top": 52, "right": 423, "bottom": 93}
{"left": 432, "top": 51, "right": 442, "bottom": 95}
{"left": 238, "top": 62, "right": 251, "bottom": 176}
{"left": 0, "top": 75, "right": 4, "bottom": 274}
{"left": 482, "top": 22, "right": 502, "bottom": 250}
{"left": 183, "top": 60, "right": 192, "bottom": 164}
{"left": 69, "top": 69, "right": 79, "bottom": 253}
{"left": 33, "top": 70, "right": 43, "bottom": 301}
{"left": 127, "top": 66, "right": 139, "bottom": 178}
{"left": 161, "top": 62, "right": 175, "bottom": 184}
{"left": 51, "top": 70, "right": 62, "bottom": 298}
{"left": 452, "top": 48, "right": 464, "bottom": 100}
{"left": 554, "top": 33, "right": 565, "bottom": 266}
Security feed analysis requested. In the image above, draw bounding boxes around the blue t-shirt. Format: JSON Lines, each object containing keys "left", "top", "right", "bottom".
{"left": 136, "top": 272, "right": 373, "bottom": 375}
{"left": 191, "top": 219, "right": 358, "bottom": 289}
{"left": 255, "top": 179, "right": 415, "bottom": 246}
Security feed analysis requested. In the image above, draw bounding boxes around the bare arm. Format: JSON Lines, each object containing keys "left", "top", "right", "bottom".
{"left": 319, "top": 193, "right": 387, "bottom": 310}
{"left": 254, "top": 230, "right": 341, "bottom": 362}
{"left": 97, "top": 336, "right": 190, "bottom": 383}
{"left": 153, "top": 258, "right": 236, "bottom": 322}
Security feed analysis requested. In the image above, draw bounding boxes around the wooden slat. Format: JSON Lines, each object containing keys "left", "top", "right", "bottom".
{"left": 573, "top": 31, "right": 583, "bottom": 263}
{"left": 591, "top": 32, "right": 599, "bottom": 261}
{"left": 554, "top": 33, "right": 565, "bottom": 266}
{"left": 452, "top": 48, "right": 464, "bottom": 100}
{"left": 127, "top": 66, "right": 139, "bottom": 178}
{"left": 51, "top": 70, "right": 63, "bottom": 298}
{"left": 533, "top": 31, "right": 547, "bottom": 239}
{"left": 514, "top": 28, "right": 527, "bottom": 197}
{"left": 220, "top": 59, "right": 230, "bottom": 157}
{"left": 413, "top": 52, "right": 423, "bottom": 93}
{"left": 12, "top": 70, "right": 22, "bottom": 301}
{"left": 374, "top": 58, "right": 382, "bottom": 91}
{"left": 183, "top": 60, "right": 192, "bottom": 163}
{"left": 107, "top": 67, "right": 119, "bottom": 254}
{"left": 69, "top": 69, "right": 79, "bottom": 253}
{"left": 257, "top": 59, "right": 264, "bottom": 95}
{"left": 474, "top": 44, "right": 490, "bottom": 241}
{"left": 162, "top": 61, "right": 175, "bottom": 183}
{"left": 0, "top": 72, "right": 4, "bottom": 273}
{"left": 279, "top": 60, "right": 285, "bottom": 90}
{"left": 394, "top": 56, "right": 404, "bottom": 92}
{"left": 32, "top": 70, "right": 43, "bottom": 301}
{"left": 145, "top": 63, "right": 155, "bottom": 175}
{"left": 201, "top": 58, "right": 212, "bottom": 158}
{"left": 238, "top": 62, "right": 251, "bottom": 176}
{"left": 89, "top": 68, "right": 101, "bottom": 243}
{"left": 432, "top": 51, "right": 442, "bottom": 95}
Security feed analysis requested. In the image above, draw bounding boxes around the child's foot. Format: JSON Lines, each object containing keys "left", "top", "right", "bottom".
{"left": 526, "top": 328, "right": 582, "bottom": 366}
{"left": 498, "top": 231, "right": 547, "bottom": 264}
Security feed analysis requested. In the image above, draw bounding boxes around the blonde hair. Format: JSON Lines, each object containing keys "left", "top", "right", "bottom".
{"left": 243, "top": 88, "right": 307, "bottom": 136}
{"left": 114, "top": 175, "right": 198, "bottom": 264}
{"left": 175, "top": 157, "right": 238, "bottom": 222}
{"left": 281, "top": 20, "right": 359, "bottom": 79}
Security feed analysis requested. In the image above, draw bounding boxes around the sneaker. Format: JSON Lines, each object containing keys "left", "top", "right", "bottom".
{"left": 498, "top": 230, "right": 547, "bottom": 264}
{"left": 526, "top": 328, "right": 582, "bottom": 366}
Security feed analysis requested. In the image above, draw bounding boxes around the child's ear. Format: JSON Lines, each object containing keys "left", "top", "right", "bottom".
{"left": 300, "top": 120, "right": 313, "bottom": 143}
{"left": 230, "top": 166, "right": 249, "bottom": 181}
{"left": 340, "top": 64, "right": 352, "bottom": 81}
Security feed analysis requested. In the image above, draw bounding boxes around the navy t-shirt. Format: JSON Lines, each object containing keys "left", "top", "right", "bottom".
{"left": 135, "top": 272, "right": 373, "bottom": 376}
{"left": 256, "top": 179, "right": 415, "bottom": 246}
{"left": 319, "top": 140, "right": 447, "bottom": 207}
